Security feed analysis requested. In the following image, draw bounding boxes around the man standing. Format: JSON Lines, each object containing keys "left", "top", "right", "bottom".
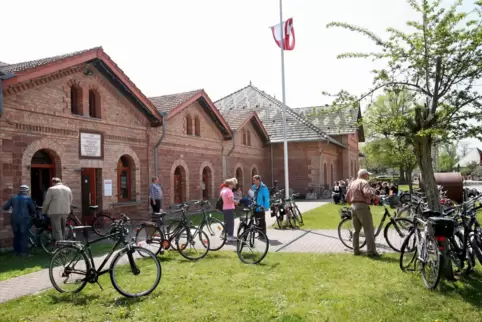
{"left": 2, "top": 185, "right": 36, "bottom": 256}
{"left": 251, "top": 175, "right": 270, "bottom": 235}
{"left": 149, "top": 176, "right": 163, "bottom": 213}
{"left": 346, "top": 169, "right": 380, "bottom": 257}
{"left": 42, "top": 177, "right": 72, "bottom": 242}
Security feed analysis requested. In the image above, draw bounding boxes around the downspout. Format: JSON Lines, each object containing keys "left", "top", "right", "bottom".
{"left": 153, "top": 112, "right": 168, "bottom": 177}
{"left": 225, "top": 130, "right": 236, "bottom": 178}
{"left": 271, "top": 144, "right": 274, "bottom": 186}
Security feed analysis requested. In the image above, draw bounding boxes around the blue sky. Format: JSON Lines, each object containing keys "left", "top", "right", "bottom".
{"left": 2, "top": 0, "right": 479, "bottom": 148}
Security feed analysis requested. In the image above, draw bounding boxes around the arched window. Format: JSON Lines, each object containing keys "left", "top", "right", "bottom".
{"left": 88, "top": 89, "right": 101, "bottom": 118}
{"left": 323, "top": 163, "right": 328, "bottom": 188}
{"left": 247, "top": 131, "right": 251, "bottom": 146}
{"left": 174, "top": 166, "right": 186, "bottom": 203}
{"left": 117, "top": 156, "right": 131, "bottom": 201}
{"left": 242, "top": 130, "right": 247, "bottom": 145}
{"left": 186, "top": 115, "right": 193, "bottom": 135}
{"left": 70, "top": 85, "right": 82, "bottom": 115}
{"left": 31, "top": 150, "right": 55, "bottom": 205}
{"left": 331, "top": 164, "right": 334, "bottom": 186}
{"left": 194, "top": 116, "right": 201, "bottom": 136}
{"left": 251, "top": 167, "right": 258, "bottom": 177}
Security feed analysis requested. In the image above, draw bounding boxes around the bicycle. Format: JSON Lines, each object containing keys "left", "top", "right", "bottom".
{"left": 69, "top": 205, "right": 115, "bottom": 237}
{"left": 135, "top": 201, "right": 211, "bottom": 260}
{"left": 236, "top": 203, "right": 269, "bottom": 264}
{"left": 338, "top": 204, "right": 412, "bottom": 252}
{"left": 399, "top": 209, "right": 443, "bottom": 290}
{"left": 194, "top": 200, "right": 226, "bottom": 251}
{"left": 305, "top": 186, "right": 331, "bottom": 200}
{"left": 49, "top": 214, "right": 161, "bottom": 298}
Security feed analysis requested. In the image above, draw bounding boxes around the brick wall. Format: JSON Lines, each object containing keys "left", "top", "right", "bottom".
{"left": 0, "top": 64, "right": 153, "bottom": 247}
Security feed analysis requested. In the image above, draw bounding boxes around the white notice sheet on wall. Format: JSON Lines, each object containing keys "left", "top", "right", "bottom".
{"left": 104, "top": 179, "right": 113, "bottom": 197}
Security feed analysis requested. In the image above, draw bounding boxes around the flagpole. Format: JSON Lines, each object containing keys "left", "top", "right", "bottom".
{"left": 278, "top": 0, "right": 290, "bottom": 200}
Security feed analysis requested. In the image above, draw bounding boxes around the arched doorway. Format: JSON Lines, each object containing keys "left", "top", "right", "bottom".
{"left": 323, "top": 163, "right": 328, "bottom": 188}
{"left": 174, "top": 166, "right": 186, "bottom": 203}
{"left": 31, "top": 150, "right": 55, "bottom": 205}
{"left": 331, "top": 164, "right": 334, "bottom": 186}
{"left": 117, "top": 155, "right": 133, "bottom": 202}
{"left": 202, "top": 167, "right": 211, "bottom": 200}
{"left": 235, "top": 167, "right": 243, "bottom": 187}
{"left": 251, "top": 167, "right": 258, "bottom": 177}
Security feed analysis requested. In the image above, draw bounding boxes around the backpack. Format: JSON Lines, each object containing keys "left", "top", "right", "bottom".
{"left": 215, "top": 196, "right": 223, "bottom": 211}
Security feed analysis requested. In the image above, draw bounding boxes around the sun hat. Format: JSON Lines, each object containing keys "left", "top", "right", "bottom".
{"left": 19, "top": 185, "right": 30, "bottom": 192}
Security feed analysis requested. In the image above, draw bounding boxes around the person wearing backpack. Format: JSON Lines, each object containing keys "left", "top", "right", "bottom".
{"left": 219, "top": 178, "right": 238, "bottom": 242}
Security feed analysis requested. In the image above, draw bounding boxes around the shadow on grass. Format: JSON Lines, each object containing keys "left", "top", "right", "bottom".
{"left": 0, "top": 249, "right": 52, "bottom": 281}
{"left": 48, "top": 293, "right": 100, "bottom": 306}
{"left": 438, "top": 270, "right": 482, "bottom": 309}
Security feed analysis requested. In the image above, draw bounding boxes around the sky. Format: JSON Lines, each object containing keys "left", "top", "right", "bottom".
{"left": 1, "top": 0, "right": 479, "bottom": 148}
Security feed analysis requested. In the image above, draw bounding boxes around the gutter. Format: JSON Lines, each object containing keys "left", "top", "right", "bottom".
{"left": 153, "top": 112, "right": 169, "bottom": 177}
{"left": 0, "top": 72, "right": 16, "bottom": 119}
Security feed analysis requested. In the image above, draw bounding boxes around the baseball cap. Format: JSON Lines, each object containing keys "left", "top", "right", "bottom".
{"left": 358, "top": 169, "right": 372, "bottom": 177}
{"left": 19, "top": 185, "right": 30, "bottom": 192}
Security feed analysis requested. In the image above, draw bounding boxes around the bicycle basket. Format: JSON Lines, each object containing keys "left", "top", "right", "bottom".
{"left": 340, "top": 207, "right": 352, "bottom": 219}
{"left": 33, "top": 213, "right": 50, "bottom": 229}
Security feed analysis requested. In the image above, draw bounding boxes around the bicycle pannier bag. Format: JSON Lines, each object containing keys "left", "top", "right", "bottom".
{"left": 427, "top": 217, "right": 455, "bottom": 238}
{"left": 215, "top": 196, "right": 223, "bottom": 211}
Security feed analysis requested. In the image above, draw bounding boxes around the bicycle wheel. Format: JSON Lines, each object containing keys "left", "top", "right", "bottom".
{"left": 237, "top": 222, "right": 247, "bottom": 238}
{"left": 49, "top": 245, "right": 90, "bottom": 293}
{"left": 421, "top": 234, "right": 443, "bottom": 290}
{"left": 293, "top": 205, "right": 303, "bottom": 225}
{"left": 236, "top": 228, "right": 269, "bottom": 264}
{"left": 337, "top": 218, "right": 366, "bottom": 250}
{"left": 40, "top": 229, "right": 55, "bottom": 254}
{"left": 110, "top": 246, "right": 161, "bottom": 298}
{"left": 384, "top": 218, "right": 413, "bottom": 252}
{"left": 92, "top": 215, "right": 115, "bottom": 237}
{"left": 166, "top": 220, "right": 182, "bottom": 250}
{"left": 176, "top": 226, "right": 210, "bottom": 260}
{"left": 399, "top": 230, "right": 417, "bottom": 272}
{"left": 289, "top": 208, "right": 301, "bottom": 228}
{"left": 276, "top": 213, "right": 284, "bottom": 229}
{"left": 321, "top": 189, "right": 331, "bottom": 199}
{"left": 135, "top": 226, "right": 164, "bottom": 256}
{"left": 200, "top": 218, "right": 226, "bottom": 251}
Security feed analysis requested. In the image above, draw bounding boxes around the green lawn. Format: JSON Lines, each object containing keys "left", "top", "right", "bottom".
{"left": 302, "top": 203, "right": 387, "bottom": 229}
{"left": 1, "top": 252, "right": 481, "bottom": 321}
{"left": 0, "top": 242, "right": 115, "bottom": 282}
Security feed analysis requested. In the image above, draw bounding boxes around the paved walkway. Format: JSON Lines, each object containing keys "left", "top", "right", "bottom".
{"left": 0, "top": 200, "right": 396, "bottom": 304}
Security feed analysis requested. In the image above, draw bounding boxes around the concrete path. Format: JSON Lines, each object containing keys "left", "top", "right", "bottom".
{"left": 0, "top": 200, "right": 397, "bottom": 304}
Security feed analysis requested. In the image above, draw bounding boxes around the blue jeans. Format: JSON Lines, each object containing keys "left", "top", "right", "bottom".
{"left": 11, "top": 218, "right": 30, "bottom": 255}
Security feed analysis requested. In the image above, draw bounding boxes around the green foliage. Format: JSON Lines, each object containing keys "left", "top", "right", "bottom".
{"left": 438, "top": 141, "right": 459, "bottom": 171}
{"left": 323, "top": 0, "right": 482, "bottom": 209}
{"left": 472, "top": 165, "right": 482, "bottom": 176}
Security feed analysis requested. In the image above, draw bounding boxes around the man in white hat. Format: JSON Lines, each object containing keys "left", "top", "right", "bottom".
{"left": 346, "top": 169, "right": 380, "bottom": 257}
{"left": 2, "top": 185, "right": 36, "bottom": 256}
{"left": 42, "top": 177, "right": 72, "bottom": 242}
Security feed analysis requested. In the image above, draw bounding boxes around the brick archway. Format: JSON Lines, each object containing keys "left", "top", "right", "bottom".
{"left": 22, "top": 138, "right": 65, "bottom": 189}
{"left": 233, "top": 162, "right": 244, "bottom": 188}
{"left": 170, "top": 159, "right": 190, "bottom": 203}
{"left": 199, "top": 161, "right": 214, "bottom": 200}
{"left": 250, "top": 164, "right": 259, "bottom": 179}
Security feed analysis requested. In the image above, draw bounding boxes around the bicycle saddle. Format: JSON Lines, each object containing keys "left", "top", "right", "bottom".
{"left": 71, "top": 205, "right": 78, "bottom": 209}
{"left": 153, "top": 212, "right": 167, "bottom": 217}
{"left": 89, "top": 205, "right": 99, "bottom": 210}
{"left": 422, "top": 209, "right": 442, "bottom": 218}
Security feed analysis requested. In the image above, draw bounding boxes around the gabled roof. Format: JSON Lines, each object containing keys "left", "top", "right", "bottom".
{"left": 214, "top": 84, "right": 345, "bottom": 147}
{"left": 454, "top": 148, "right": 482, "bottom": 167}
{"left": 0, "top": 61, "right": 9, "bottom": 67}
{"left": 223, "top": 110, "right": 269, "bottom": 143}
{"left": 294, "top": 104, "right": 365, "bottom": 142}
{"left": 149, "top": 89, "right": 232, "bottom": 139}
{"left": 0, "top": 47, "right": 163, "bottom": 126}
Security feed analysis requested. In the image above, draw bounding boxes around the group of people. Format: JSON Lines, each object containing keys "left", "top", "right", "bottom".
{"left": 218, "top": 174, "right": 270, "bottom": 242}
{"left": 1, "top": 177, "right": 73, "bottom": 256}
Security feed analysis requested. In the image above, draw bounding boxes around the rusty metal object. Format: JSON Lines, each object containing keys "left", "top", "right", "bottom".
{"left": 420, "top": 172, "right": 463, "bottom": 203}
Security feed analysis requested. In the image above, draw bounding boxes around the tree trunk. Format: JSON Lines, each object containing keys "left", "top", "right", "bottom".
{"left": 399, "top": 165, "right": 406, "bottom": 184}
{"left": 407, "top": 168, "right": 413, "bottom": 194}
{"left": 413, "top": 135, "right": 441, "bottom": 211}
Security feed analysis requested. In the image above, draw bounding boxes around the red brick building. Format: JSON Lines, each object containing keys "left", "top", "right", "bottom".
{"left": 0, "top": 47, "right": 363, "bottom": 247}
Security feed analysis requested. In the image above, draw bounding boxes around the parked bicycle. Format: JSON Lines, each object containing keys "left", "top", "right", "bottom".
{"left": 49, "top": 214, "right": 161, "bottom": 298}
{"left": 135, "top": 201, "right": 211, "bottom": 260}
{"left": 338, "top": 204, "right": 412, "bottom": 252}
{"left": 236, "top": 203, "right": 269, "bottom": 264}
{"left": 194, "top": 200, "right": 226, "bottom": 251}
{"left": 69, "top": 205, "right": 115, "bottom": 237}
{"left": 270, "top": 189, "right": 303, "bottom": 229}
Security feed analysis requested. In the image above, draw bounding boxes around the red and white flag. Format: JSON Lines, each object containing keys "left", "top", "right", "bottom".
{"left": 270, "top": 18, "right": 295, "bottom": 51}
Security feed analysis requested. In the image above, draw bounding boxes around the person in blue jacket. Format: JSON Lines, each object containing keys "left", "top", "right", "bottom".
{"left": 251, "top": 175, "right": 270, "bottom": 235}
{"left": 2, "top": 185, "right": 36, "bottom": 256}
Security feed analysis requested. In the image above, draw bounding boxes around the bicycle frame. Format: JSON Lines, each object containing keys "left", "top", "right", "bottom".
{"left": 373, "top": 206, "right": 398, "bottom": 237}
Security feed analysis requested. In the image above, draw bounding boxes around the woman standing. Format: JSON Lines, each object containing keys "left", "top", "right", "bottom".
{"left": 220, "top": 178, "right": 238, "bottom": 242}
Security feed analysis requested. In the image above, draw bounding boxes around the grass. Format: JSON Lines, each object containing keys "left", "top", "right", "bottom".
{"left": 1, "top": 252, "right": 481, "bottom": 321}
{"left": 302, "top": 203, "right": 387, "bottom": 230}
{"left": 0, "top": 242, "right": 116, "bottom": 282}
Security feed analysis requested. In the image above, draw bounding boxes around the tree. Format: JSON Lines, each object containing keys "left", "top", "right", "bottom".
{"left": 438, "top": 141, "right": 459, "bottom": 171}
{"left": 362, "top": 91, "right": 418, "bottom": 191}
{"left": 323, "top": 0, "right": 482, "bottom": 211}
{"left": 459, "top": 142, "right": 471, "bottom": 159}
{"left": 471, "top": 165, "right": 482, "bottom": 177}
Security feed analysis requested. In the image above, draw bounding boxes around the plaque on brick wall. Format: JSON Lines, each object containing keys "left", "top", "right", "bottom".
{"left": 79, "top": 131, "right": 104, "bottom": 158}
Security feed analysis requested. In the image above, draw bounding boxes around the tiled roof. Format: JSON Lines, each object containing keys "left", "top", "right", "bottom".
{"left": 222, "top": 109, "right": 254, "bottom": 130}
{"left": 0, "top": 61, "right": 8, "bottom": 67}
{"left": 0, "top": 47, "right": 99, "bottom": 74}
{"left": 149, "top": 89, "right": 202, "bottom": 113}
{"left": 293, "top": 105, "right": 359, "bottom": 135}
{"left": 214, "top": 84, "right": 345, "bottom": 146}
